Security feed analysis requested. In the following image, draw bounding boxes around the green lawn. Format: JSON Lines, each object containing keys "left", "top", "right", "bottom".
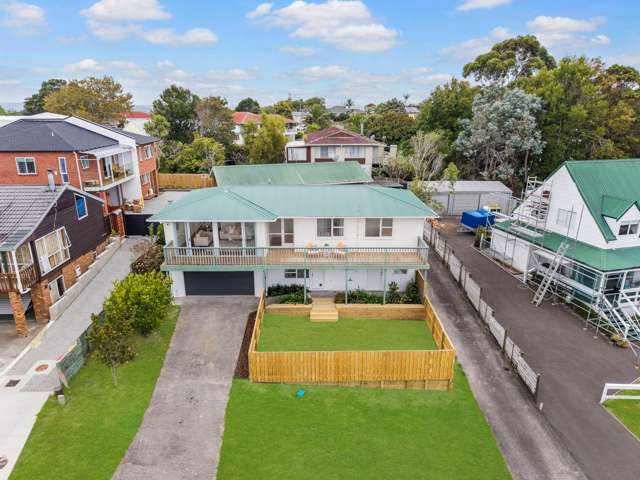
{"left": 10, "top": 305, "right": 180, "bottom": 480}
{"left": 258, "top": 314, "right": 436, "bottom": 351}
{"left": 218, "top": 365, "right": 511, "bottom": 480}
{"left": 605, "top": 397, "right": 640, "bottom": 440}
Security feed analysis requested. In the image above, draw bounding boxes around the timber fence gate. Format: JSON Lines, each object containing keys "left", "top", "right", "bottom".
{"left": 424, "top": 222, "right": 541, "bottom": 399}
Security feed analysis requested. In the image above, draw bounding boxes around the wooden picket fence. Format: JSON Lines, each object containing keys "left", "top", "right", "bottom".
{"left": 248, "top": 290, "right": 456, "bottom": 390}
{"left": 158, "top": 173, "right": 214, "bottom": 190}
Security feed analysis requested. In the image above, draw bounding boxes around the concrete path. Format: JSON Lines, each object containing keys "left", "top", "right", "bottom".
{"left": 113, "top": 296, "right": 257, "bottom": 480}
{"left": 1, "top": 239, "right": 134, "bottom": 392}
{"left": 0, "top": 392, "right": 49, "bottom": 480}
{"left": 428, "top": 257, "right": 586, "bottom": 480}
{"left": 436, "top": 224, "right": 640, "bottom": 480}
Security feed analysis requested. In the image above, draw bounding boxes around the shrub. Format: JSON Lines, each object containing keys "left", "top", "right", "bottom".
{"left": 403, "top": 281, "right": 422, "bottom": 304}
{"left": 87, "top": 312, "right": 135, "bottom": 385}
{"left": 103, "top": 272, "right": 173, "bottom": 336}
{"left": 335, "top": 289, "right": 384, "bottom": 304}
{"left": 268, "top": 284, "right": 304, "bottom": 296}
{"left": 386, "top": 282, "right": 402, "bottom": 304}
{"left": 279, "top": 291, "right": 307, "bottom": 304}
{"left": 131, "top": 243, "right": 164, "bottom": 274}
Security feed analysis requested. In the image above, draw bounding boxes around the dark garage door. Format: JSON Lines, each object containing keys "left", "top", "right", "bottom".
{"left": 184, "top": 272, "right": 255, "bottom": 295}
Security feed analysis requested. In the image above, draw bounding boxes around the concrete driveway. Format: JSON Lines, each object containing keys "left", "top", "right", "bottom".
{"left": 113, "top": 296, "right": 257, "bottom": 480}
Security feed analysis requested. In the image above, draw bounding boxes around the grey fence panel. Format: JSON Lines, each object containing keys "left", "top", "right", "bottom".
{"left": 465, "top": 276, "right": 482, "bottom": 310}
{"left": 448, "top": 254, "right": 462, "bottom": 282}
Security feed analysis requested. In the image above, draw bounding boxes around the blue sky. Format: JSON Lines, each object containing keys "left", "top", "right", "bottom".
{"left": 1, "top": 0, "right": 639, "bottom": 108}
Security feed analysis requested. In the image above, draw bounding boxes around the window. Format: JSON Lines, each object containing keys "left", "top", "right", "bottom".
{"left": 74, "top": 194, "right": 88, "bottom": 219}
{"left": 345, "top": 146, "right": 365, "bottom": 158}
{"left": 556, "top": 209, "right": 575, "bottom": 228}
{"left": 269, "top": 219, "right": 294, "bottom": 246}
{"left": 16, "top": 157, "right": 36, "bottom": 175}
{"left": 49, "top": 276, "right": 65, "bottom": 304}
{"left": 317, "top": 218, "right": 344, "bottom": 237}
{"left": 144, "top": 145, "right": 153, "bottom": 159}
{"left": 58, "top": 157, "right": 69, "bottom": 183}
{"left": 15, "top": 243, "right": 33, "bottom": 269}
{"left": 284, "top": 269, "right": 309, "bottom": 279}
{"left": 288, "top": 147, "right": 307, "bottom": 162}
{"left": 141, "top": 172, "right": 151, "bottom": 185}
{"left": 35, "top": 227, "right": 71, "bottom": 274}
{"left": 365, "top": 218, "right": 393, "bottom": 237}
{"left": 619, "top": 221, "right": 639, "bottom": 236}
{"left": 80, "top": 155, "right": 90, "bottom": 169}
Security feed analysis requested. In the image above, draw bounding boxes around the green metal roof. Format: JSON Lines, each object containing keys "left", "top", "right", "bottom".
{"left": 495, "top": 220, "right": 640, "bottom": 272}
{"left": 212, "top": 162, "right": 372, "bottom": 186}
{"left": 564, "top": 159, "right": 640, "bottom": 242}
{"left": 149, "top": 184, "right": 436, "bottom": 222}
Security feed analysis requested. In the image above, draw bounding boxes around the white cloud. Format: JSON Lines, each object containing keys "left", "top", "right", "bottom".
{"left": 64, "top": 58, "right": 105, "bottom": 73}
{"left": 280, "top": 45, "right": 317, "bottom": 56}
{"left": 440, "top": 26, "right": 512, "bottom": 60}
{"left": 609, "top": 53, "right": 640, "bottom": 66}
{"left": 297, "top": 65, "right": 350, "bottom": 80}
{"left": 457, "top": 0, "right": 511, "bottom": 11}
{"left": 156, "top": 59, "right": 174, "bottom": 69}
{"left": 62, "top": 59, "right": 150, "bottom": 81}
{"left": 82, "top": 0, "right": 216, "bottom": 46}
{"left": 0, "top": 79, "right": 21, "bottom": 86}
{"left": 246, "top": 2, "right": 273, "bottom": 19}
{"left": 255, "top": 0, "right": 398, "bottom": 53}
{"left": 412, "top": 73, "right": 452, "bottom": 85}
{"left": 207, "top": 68, "right": 258, "bottom": 81}
{"left": 0, "top": 2, "right": 46, "bottom": 32}
{"left": 81, "top": 0, "right": 170, "bottom": 22}
{"left": 527, "top": 16, "right": 609, "bottom": 49}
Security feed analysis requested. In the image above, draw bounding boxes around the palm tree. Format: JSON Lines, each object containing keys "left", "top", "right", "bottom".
{"left": 344, "top": 98, "right": 354, "bottom": 112}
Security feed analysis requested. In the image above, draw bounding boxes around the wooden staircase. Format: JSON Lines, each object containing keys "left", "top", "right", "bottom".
{"left": 310, "top": 297, "right": 338, "bottom": 322}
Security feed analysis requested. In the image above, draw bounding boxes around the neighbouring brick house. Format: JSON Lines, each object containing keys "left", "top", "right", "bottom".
{"left": 0, "top": 114, "right": 160, "bottom": 221}
{"left": 0, "top": 183, "right": 110, "bottom": 335}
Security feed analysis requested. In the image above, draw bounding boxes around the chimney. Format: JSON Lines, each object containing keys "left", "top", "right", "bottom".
{"left": 47, "top": 169, "right": 55, "bottom": 191}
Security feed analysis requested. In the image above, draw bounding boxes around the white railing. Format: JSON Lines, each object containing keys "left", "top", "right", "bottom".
{"left": 600, "top": 383, "right": 640, "bottom": 403}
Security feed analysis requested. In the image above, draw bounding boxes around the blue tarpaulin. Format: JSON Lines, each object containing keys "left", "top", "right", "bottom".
{"left": 460, "top": 209, "right": 496, "bottom": 230}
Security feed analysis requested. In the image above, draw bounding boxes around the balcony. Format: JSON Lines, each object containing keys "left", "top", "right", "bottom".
{"left": 82, "top": 151, "right": 136, "bottom": 191}
{"left": 163, "top": 238, "right": 430, "bottom": 271}
{"left": 0, "top": 263, "right": 38, "bottom": 293}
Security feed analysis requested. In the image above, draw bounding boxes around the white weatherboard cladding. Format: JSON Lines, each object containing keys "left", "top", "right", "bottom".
{"left": 604, "top": 205, "right": 640, "bottom": 249}
{"left": 265, "top": 268, "right": 415, "bottom": 292}
{"left": 170, "top": 271, "right": 185, "bottom": 297}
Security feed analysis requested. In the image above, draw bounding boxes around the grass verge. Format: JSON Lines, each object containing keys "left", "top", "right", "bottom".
{"left": 10, "top": 305, "right": 180, "bottom": 480}
{"left": 258, "top": 314, "right": 436, "bottom": 351}
{"left": 605, "top": 397, "right": 640, "bottom": 440}
{"left": 217, "top": 365, "right": 511, "bottom": 480}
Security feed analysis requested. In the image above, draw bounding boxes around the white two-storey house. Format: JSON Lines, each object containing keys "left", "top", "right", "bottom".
{"left": 487, "top": 159, "right": 640, "bottom": 341}
{"left": 149, "top": 184, "right": 435, "bottom": 299}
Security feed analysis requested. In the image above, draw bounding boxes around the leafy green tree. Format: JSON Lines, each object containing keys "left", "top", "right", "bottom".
{"left": 365, "top": 111, "right": 416, "bottom": 145}
{"left": 161, "top": 135, "right": 225, "bottom": 173}
{"left": 455, "top": 86, "right": 545, "bottom": 182}
{"left": 152, "top": 85, "right": 199, "bottom": 143}
{"left": 0, "top": 105, "right": 6, "bottom": 115}
{"left": 306, "top": 103, "right": 331, "bottom": 129}
{"left": 344, "top": 98, "right": 354, "bottom": 111}
{"left": 24, "top": 79, "right": 67, "bottom": 114}
{"left": 417, "top": 78, "right": 479, "bottom": 148}
{"left": 267, "top": 99, "right": 294, "bottom": 117}
{"left": 375, "top": 98, "right": 407, "bottom": 114}
{"left": 463, "top": 35, "right": 556, "bottom": 85}
{"left": 88, "top": 313, "right": 135, "bottom": 386}
{"left": 345, "top": 113, "right": 368, "bottom": 134}
{"left": 103, "top": 272, "right": 173, "bottom": 337}
{"left": 442, "top": 162, "right": 459, "bottom": 194}
{"left": 144, "top": 113, "right": 170, "bottom": 139}
{"left": 244, "top": 115, "right": 287, "bottom": 164}
{"left": 196, "top": 96, "right": 235, "bottom": 147}
{"left": 44, "top": 76, "right": 132, "bottom": 125}
{"left": 235, "top": 97, "right": 260, "bottom": 113}
{"left": 303, "top": 97, "right": 326, "bottom": 110}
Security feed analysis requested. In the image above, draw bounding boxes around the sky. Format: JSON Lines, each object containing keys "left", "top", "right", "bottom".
{"left": 0, "top": 0, "right": 639, "bottom": 109}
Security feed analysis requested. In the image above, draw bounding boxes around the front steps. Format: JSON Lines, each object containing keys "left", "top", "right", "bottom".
{"left": 310, "top": 297, "right": 338, "bottom": 322}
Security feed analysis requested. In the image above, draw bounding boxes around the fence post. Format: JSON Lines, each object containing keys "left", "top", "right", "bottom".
{"left": 534, "top": 374, "right": 542, "bottom": 403}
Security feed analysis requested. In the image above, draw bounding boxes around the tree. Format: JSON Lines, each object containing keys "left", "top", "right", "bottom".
{"left": 365, "top": 111, "right": 416, "bottom": 145}
{"left": 88, "top": 313, "right": 135, "bottom": 386}
{"left": 442, "top": 162, "right": 459, "bottom": 195}
{"left": 24, "top": 79, "right": 67, "bottom": 114}
{"left": 375, "top": 98, "right": 407, "bottom": 114}
{"left": 244, "top": 115, "right": 287, "bottom": 164}
{"left": 345, "top": 113, "right": 368, "bottom": 134}
{"left": 403, "top": 131, "right": 445, "bottom": 209}
{"left": 463, "top": 35, "right": 556, "bottom": 85}
{"left": 344, "top": 98, "right": 354, "bottom": 111}
{"left": 417, "top": 78, "right": 479, "bottom": 148}
{"left": 144, "top": 113, "right": 170, "bottom": 139}
{"left": 152, "top": 85, "right": 199, "bottom": 143}
{"left": 455, "top": 86, "right": 545, "bottom": 183}
{"left": 235, "top": 97, "right": 260, "bottom": 113}
{"left": 306, "top": 103, "right": 331, "bottom": 129}
{"left": 160, "top": 135, "right": 225, "bottom": 173}
{"left": 103, "top": 272, "right": 173, "bottom": 337}
{"left": 267, "top": 99, "right": 294, "bottom": 117}
{"left": 0, "top": 105, "right": 6, "bottom": 115}
{"left": 44, "top": 76, "right": 132, "bottom": 125}
{"left": 196, "top": 96, "right": 235, "bottom": 147}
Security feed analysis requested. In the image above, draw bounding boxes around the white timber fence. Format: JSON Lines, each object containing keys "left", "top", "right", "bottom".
{"left": 424, "top": 221, "right": 541, "bottom": 399}
{"left": 600, "top": 383, "right": 640, "bottom": 404}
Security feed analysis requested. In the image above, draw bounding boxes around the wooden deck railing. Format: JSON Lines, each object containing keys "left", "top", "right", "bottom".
{"left": 164, "top": 237, "right": 430, "bottom": 268}
{"left": 0, "top": 263, "right": 38, "bottom": 293}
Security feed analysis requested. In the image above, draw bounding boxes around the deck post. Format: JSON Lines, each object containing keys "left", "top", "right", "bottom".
{"left": 345, "top": 268, "right": 349, "bottom": 304}
{"left": 303, "top": 271, "right": 307, "bottom": 304}
{"left": 383, "top": 268, "right": 387, "bottom": 304}
{"left": 263, "top": 270, "right": 267, "bottom": 297}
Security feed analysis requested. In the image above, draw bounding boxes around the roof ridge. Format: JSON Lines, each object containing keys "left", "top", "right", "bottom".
{"left": 224, "top": 188, "right": 278, "bottom": 218}
{"left": 363, "top": 184, "right": 426, "bottom": 213}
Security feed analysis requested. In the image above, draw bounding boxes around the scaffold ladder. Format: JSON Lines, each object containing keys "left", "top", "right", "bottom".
{"left": 532, "top": 241, "right": 570, "bottom": 306}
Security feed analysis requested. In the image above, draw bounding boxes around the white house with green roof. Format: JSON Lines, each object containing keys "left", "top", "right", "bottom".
{"left": 149, "top": 184, "right": 435, "bottom": 298}
{"left": 486, "top": 159, "right": 640, "bottom": 341}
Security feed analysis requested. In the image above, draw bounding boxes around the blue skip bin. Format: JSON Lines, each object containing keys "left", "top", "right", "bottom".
{"left": 460, "top": 209, "right": 496, "bottom": 231}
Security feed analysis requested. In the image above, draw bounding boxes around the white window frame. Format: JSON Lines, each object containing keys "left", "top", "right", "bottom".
{"left": 34, "top": 227, "right": 71, "bottom": 274}
{"left": 268, "top": 219, "right": 294, "bottom": 246}
{"left": 317, "top": 218, "right": 344, "bottom": 237}
{"left": 74, "top": 194, "right": 88, "bottom": 220}
{"left": 80, "top": 155, "right": 91, "bottom": 169}
{"left": 141, "top": 172, "right": 151, "bottom": 185}
{"left": 16, "top": 157, "right": 36, "bottom": 175}
{"left": 49, "top": 275, "right": 66, "bottom": 304}
{"left": 556, "top": 209, "right": 575, "bottom": 229}
{"left": 284, "top": 269, "right": 309, "bottom": 279}
{"left": 365, "top": 218, "right": 393, "bottom": 238}
{"left": 619, "top": 221, "right": 639, "bottom": 237}
{"left": 58, "top": 157, "right": 69, "bottom": 184}
{"left": 144, "top": 144, "right": 153, "bottom": 160}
